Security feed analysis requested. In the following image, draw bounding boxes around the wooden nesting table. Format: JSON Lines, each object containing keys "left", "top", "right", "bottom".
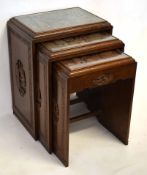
{"left": 39, "top": 49, "right": 136, "bottom": 166}
{"left": 7, "top": 7, "right": 113, "bottom": 140}
{"left": 7, "top": 7, "right": 137, "bottom": 167}
{"left": 38, "top": 32, "right": 124, "bottom": 153}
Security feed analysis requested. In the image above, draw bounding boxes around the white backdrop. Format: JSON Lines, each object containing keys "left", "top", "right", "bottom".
{"left": 0, "top": 0, "right": 147, "bottom": 117}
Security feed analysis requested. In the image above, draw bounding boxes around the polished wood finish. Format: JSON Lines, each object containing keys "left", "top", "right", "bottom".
{"left": 7, "top": 29, "right": 36, "bottom": 138}
{"left": 40, "top": 32, "right": 124, "bottom": 60}
{"left": 38, "top": 53, "right": 52, "bottom": 153}
{"left": 77, "top": 79, "right": 136, "bottom": 145}
{"left": 11, "top": 7, "right": 112, "bottom": 40}
{"left": 42, "top": 33, "right": 115, "bottom": 52}
{"left": 38, "top": 35, "right": 124, "bottom": 153}
{"left": 53, "top": 71, "right": 70, "bottom": 166}
{"left": 8, "top": 7, "right": 137, "bottom": 167}
{"left": 15, "top": 7, "right": 104, "bottom": 33}
{"left": 7, "top": 7, "right": 113, "bottom": 142}
{"left": 53, "top": 51, "right": 136, "bottom": 166}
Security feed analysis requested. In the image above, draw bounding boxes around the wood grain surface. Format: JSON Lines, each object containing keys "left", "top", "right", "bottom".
{"left": 14, "top": 7, "right": 105, "bottom": 33}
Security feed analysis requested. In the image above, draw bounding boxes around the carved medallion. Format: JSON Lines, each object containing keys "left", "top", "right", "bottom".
{"left": 15, "top": 60, "right": 26, "bottom": 96}
{"left": 93, "top": 73, "right": 113, "bottom": 86}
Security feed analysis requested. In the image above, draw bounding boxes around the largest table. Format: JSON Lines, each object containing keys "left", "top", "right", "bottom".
{"left": 7, "top": 7, "right": 113, "bottom": 152}
{"left": 8, "top": 8, "right": 137, "bottom": 165}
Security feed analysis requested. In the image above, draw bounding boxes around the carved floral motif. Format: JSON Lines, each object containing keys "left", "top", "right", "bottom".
{"left": 15, "top": 60, "right": 26, "bottom": 96}
{"left": 93, "top": 74, "right": 113, "bottom": 86}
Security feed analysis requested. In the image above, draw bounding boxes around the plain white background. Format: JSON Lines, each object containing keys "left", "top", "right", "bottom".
{"left": 0, "top": 0, "right": 147, "bottom": 174}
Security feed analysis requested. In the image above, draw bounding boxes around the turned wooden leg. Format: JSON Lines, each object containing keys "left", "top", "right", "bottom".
{"left": 53, "top": 72, "right": 69, "bottom": 167}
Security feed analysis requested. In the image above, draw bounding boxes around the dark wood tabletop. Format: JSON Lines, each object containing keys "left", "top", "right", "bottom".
{"left": 14, "top": 7, "right": 105, "bottom": 34}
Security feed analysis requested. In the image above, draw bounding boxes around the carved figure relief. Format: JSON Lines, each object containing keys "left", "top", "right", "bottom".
{"left": 15, "top": 60, "right": 26, "bottom": 96}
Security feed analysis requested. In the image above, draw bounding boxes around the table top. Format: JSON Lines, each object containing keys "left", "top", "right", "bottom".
{"left": 14, "top": 7, "right": 105, "bottom": 34}
{"left": 42, "top": 32, "right": 116, "bottom": 53}
{"left": 59, "top": 50, "right": 131, "bottom": 72}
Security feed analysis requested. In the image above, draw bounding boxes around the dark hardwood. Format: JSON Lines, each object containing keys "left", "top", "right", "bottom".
{"left": 52, "top": 50, "right": 136, "bottom": 166}
{"left": 7, "top": 29, "right": 37, "bottom": 138}
{"left": 38, "top": 35, "right": 124, "bottom": 154}
{"left": 70, "top": 110, "right": 100, "bottom": 123}
{"left": 40, "top": 32, "right": 124, "bottom": 60}
{"left": 11, "top": 7, "right": 112, "bottom": 40}
{"left": 7, "top": 7, "right": 137, "bottom": 167}
{"left": 77, "top": 79, "right": 136, "bottom": 145}
{"left": 7, "top": 7, "right": 113, "bottom": 142}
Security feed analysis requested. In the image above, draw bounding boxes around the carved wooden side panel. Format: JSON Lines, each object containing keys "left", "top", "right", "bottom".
{"left": 8, "top": 29, "right": 35, "bottom": 137}
{"left": 38, "top": 52, "right": 52, "bottom": 153}
{"left": 53, "top": 70, "right": 69, "bottom": 167}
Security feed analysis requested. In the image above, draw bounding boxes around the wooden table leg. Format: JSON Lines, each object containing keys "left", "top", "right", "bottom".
{"left": 53, "top": 71, "right": 69, "bottom": 167}
{"left": 98, "top": 79, "right": 135, "bottom": 144}
{"left": 77, "top": 78, "right": 135, "bottom": 145}
{"left": 38, "top": 56, "right": 53, "bottom": 153}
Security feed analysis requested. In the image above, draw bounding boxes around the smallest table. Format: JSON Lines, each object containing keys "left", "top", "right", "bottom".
{"left": 52, "top": 50, "right": 136, "bottom": 166}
